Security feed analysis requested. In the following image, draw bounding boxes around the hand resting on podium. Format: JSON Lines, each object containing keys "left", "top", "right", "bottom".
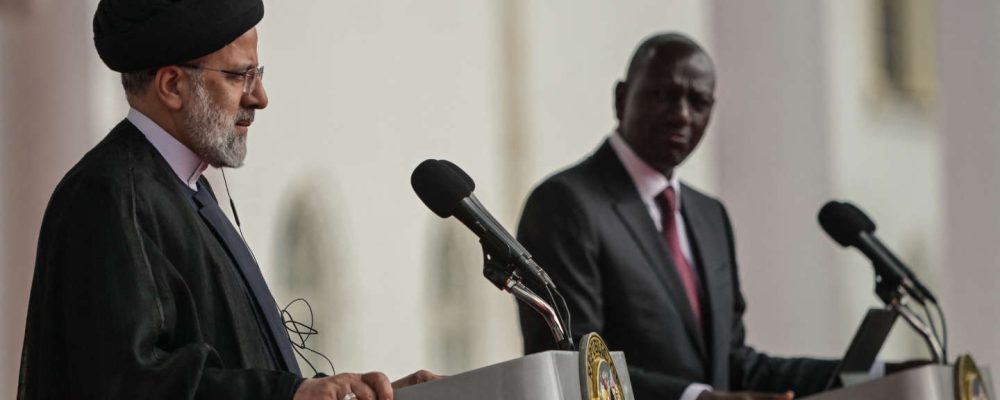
{"left": 294, "top": 370, "right": 443, "bottom": 400}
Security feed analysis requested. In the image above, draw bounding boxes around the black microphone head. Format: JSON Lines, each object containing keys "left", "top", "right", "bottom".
{"left": 438, "top": 159, "right": 475, "bottom": 190}
{"left": 818, "top": 200, "right": 877, "bottom": 247}
{"left": 411, "top": 159, "right": 476, "bottom": 218}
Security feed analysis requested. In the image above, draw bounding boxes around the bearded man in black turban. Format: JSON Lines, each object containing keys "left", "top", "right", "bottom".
{"left": 18, "top": 1, "right": 437, "bottom": 399}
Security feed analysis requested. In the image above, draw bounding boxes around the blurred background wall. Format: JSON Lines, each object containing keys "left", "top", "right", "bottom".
{"left": 1, "top": 0, "right": 997, "bottom": 394}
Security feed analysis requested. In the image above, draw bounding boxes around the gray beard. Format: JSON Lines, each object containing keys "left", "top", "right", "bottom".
{"left": 182, "top": 81, "right": 252, "bottom": 168}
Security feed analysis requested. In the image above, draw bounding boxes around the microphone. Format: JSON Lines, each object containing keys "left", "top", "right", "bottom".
{"left": 817, "top": 201, "right": 935, "bottom": 304}
{"left": 411, "top": 159, "right": 556, "bottom": 288}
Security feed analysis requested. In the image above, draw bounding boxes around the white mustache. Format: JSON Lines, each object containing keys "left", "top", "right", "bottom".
{"left": 235, "top": 109, "right": 254, "bottom": 124}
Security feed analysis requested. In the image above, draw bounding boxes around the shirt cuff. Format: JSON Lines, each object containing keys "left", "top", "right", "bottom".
{"left": 868, "top": 360, "right": 886, "bottom": 378}
{"left": 680, "top": 383, "right": 713, "bottom": 400}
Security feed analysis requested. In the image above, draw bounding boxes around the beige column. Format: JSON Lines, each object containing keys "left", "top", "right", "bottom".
{"left": 937, "top": 0, "right": 1000, "bottom": 369}
{"left": 709, "top": 1, "right": 842, "bottom": 356}
{"left": 0, "top": 1, "right": 96, "bottom": 392}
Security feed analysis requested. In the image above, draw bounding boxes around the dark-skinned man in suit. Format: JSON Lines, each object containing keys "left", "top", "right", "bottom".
{"left": 517, "top": 32, "right": 838, "bottom": 400}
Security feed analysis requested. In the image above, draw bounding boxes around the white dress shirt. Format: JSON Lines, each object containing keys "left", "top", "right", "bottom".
{"left": 127, "top": 108, "right": 208, "bottom": 190}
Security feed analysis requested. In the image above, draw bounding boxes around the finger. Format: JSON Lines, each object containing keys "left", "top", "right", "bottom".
{"left": 391, "top": 374, "right": 410, "bottom": 390}
{"left": 362, "top": 371, "right": 394, "bottom": 400}
{"left": 413, "top": 369, "right": 443, "bottom": 383}
{"left": 349, "top": 378, "right": 378, "bottom": 400}
{"left": 327, "top": 373, "right": 361, "bottom": 400}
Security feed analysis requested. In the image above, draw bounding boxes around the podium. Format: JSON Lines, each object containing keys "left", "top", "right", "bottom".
{"left": 397, "top": 354, "right": 994, "bottom": 400}
{"left": 396, "top": 351, "right": 636, "bottom": 400}
{"left": 803, "top": 364, "right": 994, "bottom": 400}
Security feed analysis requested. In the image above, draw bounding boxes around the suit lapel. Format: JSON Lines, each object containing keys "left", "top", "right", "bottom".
{"left": 191, "top": 180, "right": 301, "bottom": 375}
{"left": 680, "top": 184, "right": 726, "bottom": 371}
{"left": 595, "top": 142, "right": 708, "bottom": 360}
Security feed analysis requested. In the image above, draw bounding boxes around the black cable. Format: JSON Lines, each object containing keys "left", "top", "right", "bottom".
{"left": 933, "top": 301, "right": 948, "bottom": 361}
{"left": 556, "top": 290, "right": 572, "bottom": 338}
{"left": 543, "top": 285, "right": 566, "bottom": 348}
{"left": 219, "top": 171, "right": 336, "bottom": 374}
{"left": 546, "top": 285, "right": 574, "bottom": 349}
{"left": 282, "top": 298, "right": 336, "bottom": 376}
{"left": 917, "top": 300, "right": 941, "bottom": 356}
{"left": 544, "top": 285, "right": 564, "bottom": 328}
{"left": 221, "top": 169, "right": 259, "bottom": 264}
{"left": 290, "top": 341, "right": 322, "bottom": 377}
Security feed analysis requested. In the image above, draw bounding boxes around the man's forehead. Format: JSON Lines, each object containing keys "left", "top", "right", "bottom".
{"left": 644, "top": 47, "right": 711, "bottom": 69}
{"left": 636, "top": 52, "right": 715, "bottom": 84}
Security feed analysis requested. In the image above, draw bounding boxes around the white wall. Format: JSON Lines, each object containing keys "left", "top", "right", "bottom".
{"left": 824, "top": 0, "right": 941, "bottom": 360}
{"left": 240, "top": 0, "right": 511, "bottom": 377}
{"left": 710, "top": 0, "right": 843, "bottom": 357}
{"left": 937, "top": 0, "right": 1000, "bottom": 370}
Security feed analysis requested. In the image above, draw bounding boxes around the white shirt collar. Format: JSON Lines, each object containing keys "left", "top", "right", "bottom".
{"left": 127, "top": 108, "right": 208, "bottom": 190}
{"left": 608, "top": 131, "right": 682, "bottom": 205}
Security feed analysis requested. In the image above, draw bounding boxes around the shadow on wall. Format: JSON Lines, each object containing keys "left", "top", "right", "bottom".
{"left": 426, "top": 220, "right": 489, "bottom": 374}
{"left": 274, "top": 180, "right": 344, "bottom": 376}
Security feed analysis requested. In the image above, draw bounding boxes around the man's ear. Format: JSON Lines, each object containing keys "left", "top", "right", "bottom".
{"left": 154, "top": 66, "right": 187, "bottom": 111}
{"left": 614, "top": 80, "right": 626, "bottom": 121}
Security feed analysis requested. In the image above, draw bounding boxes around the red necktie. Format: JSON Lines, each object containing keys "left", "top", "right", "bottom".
{"left": 656, "top": 186, "right": 703, "bottom": 330}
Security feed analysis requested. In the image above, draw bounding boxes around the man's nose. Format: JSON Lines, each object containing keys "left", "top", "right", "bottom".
{"left": 665, "top": 99, "right": 690, "bottom": 126}
{"left": 243, "top": 80, "right": 268, "bottom": 110}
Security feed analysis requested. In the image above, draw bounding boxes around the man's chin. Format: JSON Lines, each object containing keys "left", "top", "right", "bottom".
{"left": 206, "top": 138, "right": 248, "bottom": 168}
{"left": 202, "top": 150, "right": 247, "bottom": 169}
{"left": 646, "top": 155, "right": 687, "bottom": 177}
{"left": 665, "top": 150, "right": 690, "bottom": 168}
{"left": 208, "top": 160, "right": 245, "bottom": 169}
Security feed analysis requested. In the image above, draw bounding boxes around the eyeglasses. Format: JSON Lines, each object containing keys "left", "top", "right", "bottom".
{"left": 179, "top": 64, "right": 264, "bottom": 94}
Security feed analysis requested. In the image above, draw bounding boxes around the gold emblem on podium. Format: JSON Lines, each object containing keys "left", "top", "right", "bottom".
{"left": 579, "top": 333, "right": 624, "bottom": 400}
{"left": 955, "top": 354, "right": 991, "bottom": 400}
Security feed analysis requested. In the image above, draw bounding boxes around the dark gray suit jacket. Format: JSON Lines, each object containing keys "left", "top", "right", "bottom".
{"left": 517, "top": 140, "right": 837, "bottom": 400}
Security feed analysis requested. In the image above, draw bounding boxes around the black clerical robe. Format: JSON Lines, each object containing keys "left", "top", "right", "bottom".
{"left": 18, "top": 120, "right": 303, "bottom": 399}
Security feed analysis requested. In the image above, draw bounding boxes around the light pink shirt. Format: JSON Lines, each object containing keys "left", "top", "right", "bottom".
{"left": 608, "top": 132, "right": 694, "bottom": 265}
{"left": 127, "top": 108, "right": 208, "bottom": 190}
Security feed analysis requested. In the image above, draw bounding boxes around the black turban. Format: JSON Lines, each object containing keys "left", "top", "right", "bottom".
{"left": 94, "top": 0, "right": 264, "bottom": 73}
